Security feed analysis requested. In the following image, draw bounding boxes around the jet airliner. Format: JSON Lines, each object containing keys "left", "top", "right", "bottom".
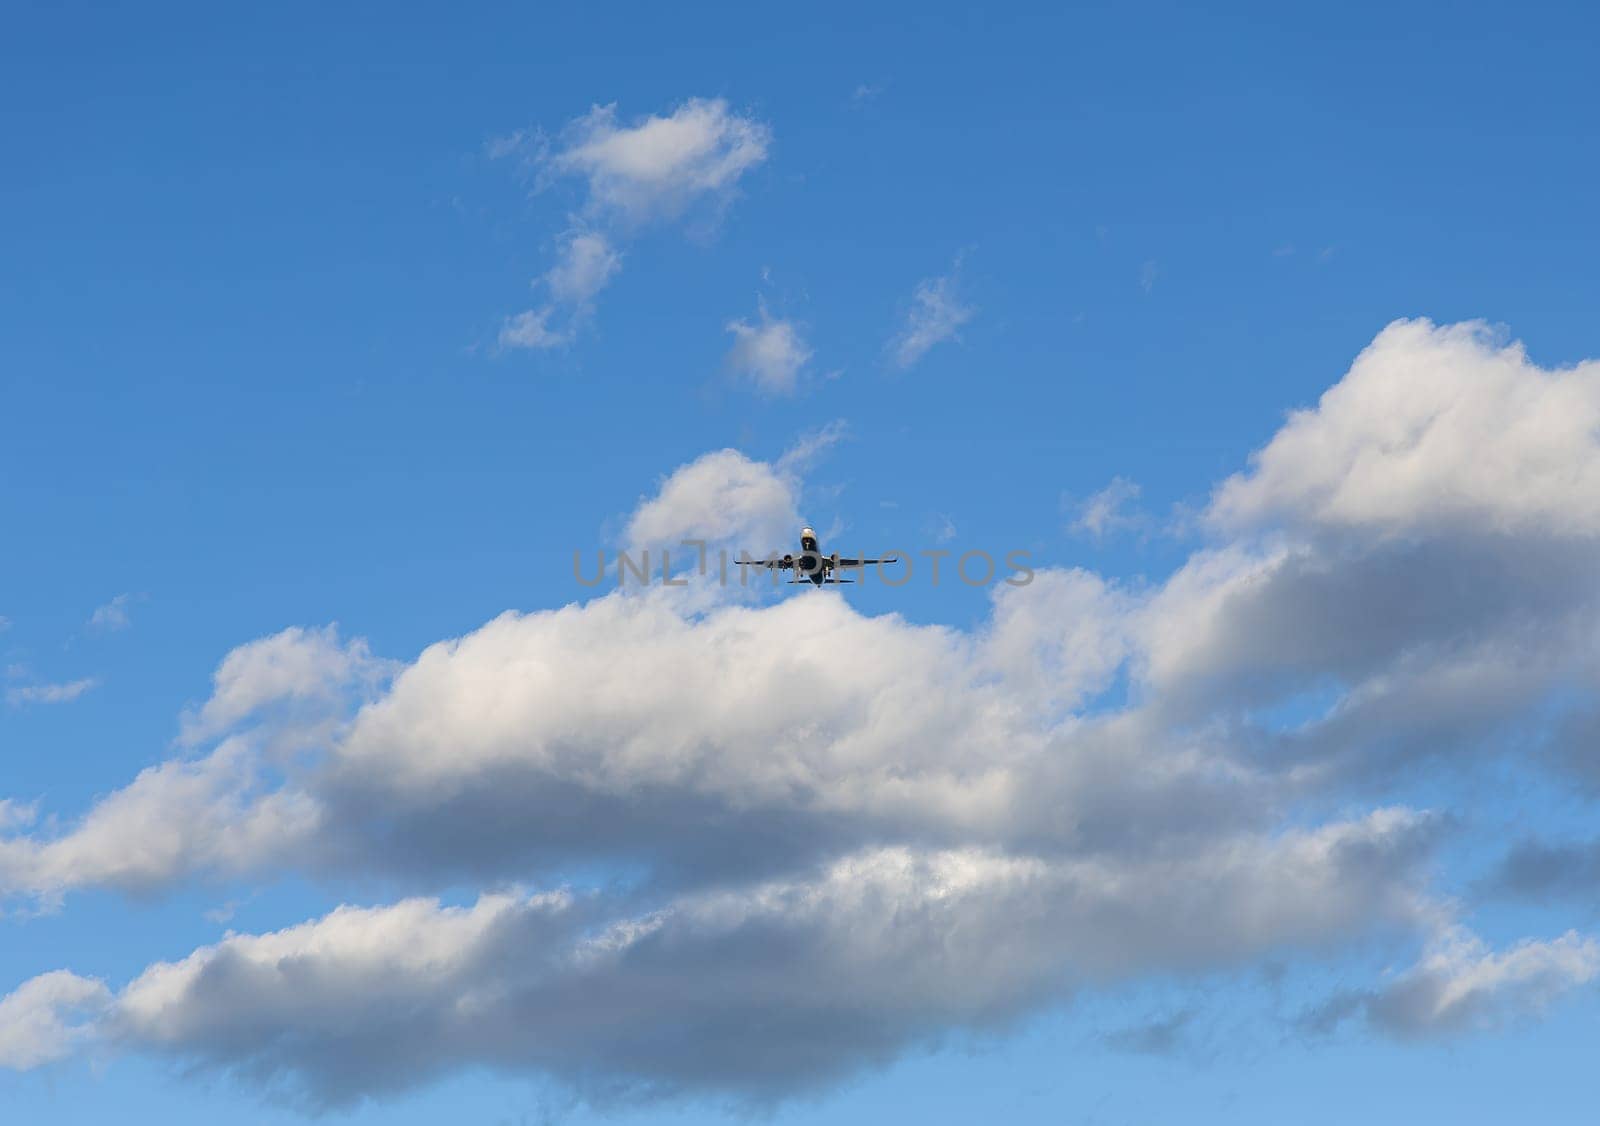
{"left": 736, "top": 526, "right": 898, "bottom": 586}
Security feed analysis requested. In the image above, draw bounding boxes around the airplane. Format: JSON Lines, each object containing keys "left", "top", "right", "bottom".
{"left": 736, "top": 526, "right": 898, "bottom": 586}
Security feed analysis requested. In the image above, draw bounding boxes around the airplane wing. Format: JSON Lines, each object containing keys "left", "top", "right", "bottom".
{"left": 735, "top": 556, "right": 794, "bottom": 570}
{"left": 833, "top": 555, "right": 899, "bottom": 568}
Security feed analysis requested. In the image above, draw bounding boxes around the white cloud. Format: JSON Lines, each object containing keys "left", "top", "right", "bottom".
{"left": 724, "top": 307, "right": 811, "bottom": 395}
{"left": 548, "top": 97, "right": 771, "bottom": 224}
{"left": 890, "top": 268, "right": 973, "bottom": 369}
{"left": 7, "top": 319, "right": 1600, "bottom": 1106}
{"left": 625, "top": 448, "right": 801, "bottom": 554}
{"left": 851, "top": 81, "right": 888, "bottom": 104}
{"left": 497, "top": 98, "right": 771, "bottom": 352}
{"left": 1070, "top": 477, "right": 1144, "bottom": 540}
{"left": 0, "top": 741, "right": 320, "bottom": 900}
{"left": 774, "top": 419, "right": 848, "bottom": 477}
{"left": 5, "top": 677, "right": 98, "bottom": 708}
{"left": 0, "top": 971, "right": 109, "bottom": 1069}
{"left": 0, "top": 627, "right": 385, "bottom": 901}
{"left": 26, "top": 813, "right": 1428, "bottom": 1107}
{"left": 181, "top": 625, "right": 390, "bottom": 744}
{"left": 498, "top": 307, "right": 569, "bottom": 351}
{"left": 1211, "top": 319, "right": 1600, "bottom": 538}
{"left": 544, "top": 231, "right": 621, "bottom": 307}
{"left": 88, "top": 593, "right": 133, "bottom": 632}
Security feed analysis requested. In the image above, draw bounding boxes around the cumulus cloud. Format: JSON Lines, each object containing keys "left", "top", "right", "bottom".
{"left": 889, "top": 267, "right": 974, "bottom": 369}
{"left": 1211, "top": 319, "right": 1600, "bottom": 538}
{"left": 6, "top": 319, "right": 1600, "bottom": 1109}
{"left": 625, "top": 449, "right": 802, "bottom": 555}
{"left": 0, "top": 628, "right": 386, "bottom": 903}
{"left": 33, "top": 814, "right": 1429, "bottom": 1108}
{"left": 0, "top": 971, "right": 109, "bottom": 1069}
{"left": 180, "top": 625, "right": 391, "bottom": 745}
{"left": 620, "top": 425, "right": 847, "bottom": 561}
{"left": 0, "top": 740, "right": 320, "bottom": 902}
{"left": 548, "top": 98, "right": 771, "bottom": 224}
{"left": 724, "top": 307, "right": 811, "bottom": 395}
{"left": 498, "top": 98, "right": 770, "bottom": 351}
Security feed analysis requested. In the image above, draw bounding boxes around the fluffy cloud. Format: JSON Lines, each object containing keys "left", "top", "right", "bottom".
{"left": 0, "top": 628, "right": 384, "bottom": 902}
{"left": 1211, "top": 319, "right": 1600, "bottom": 538}
{"left": 49, "top": 814, "right": 1427, "bottom": 1108}
{"left": 548, "top": 98, "right": 771, "bottom": 224}
{"left": 180, "top": 624, "right": 390, "bottom": 744}
{"left": 0, "top": 972, "right": 109, "bottom": 1069}
{"left": 724, "top": 307, "right": 811, "bottom": 395}
{"left": 6, "top": 320, "right": 1600, "bottom": 1109}
{"left": 624, "top": 448, "right": 801, "bottom": 555}
{"left": 0, "top": 740, "right": 319, "bottom": 901}
{"left": 889, "top": 267, "right": 974, "bottom": 369}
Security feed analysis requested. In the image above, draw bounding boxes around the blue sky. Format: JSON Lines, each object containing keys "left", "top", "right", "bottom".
{"left": 5, "top": 2, "right": 1600, "bottom": 1122}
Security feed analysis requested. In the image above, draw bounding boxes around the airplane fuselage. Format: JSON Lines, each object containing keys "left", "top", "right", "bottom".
{"left": 791, "top": 527, "right": 828, "bottom": 585}
{"left": 740, "top": 527, "right": 895, "bottom": 586}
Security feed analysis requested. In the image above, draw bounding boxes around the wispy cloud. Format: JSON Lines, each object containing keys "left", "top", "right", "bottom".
{"left": 497, "top": 308, "right": 569, "bottom": 352}
{"left": 851, "top": 81, "right": 888, "bottom": 105}
{"left": 725, "top": 305, "right": 812, "bottom": 395}
{"left": 1302, "top": 927, "right": 1600, "bottom": 1040}
{"left": 6, "top": 678, "right": 98, "bottom": 708}
{"left": 1069, "top": 477, "right": 1146, "bottom": 541}
{"left": 776, "top": 419, "right": 849, "bottom": 476}
{"left": 542, "top": 230, "right": 621, "bottom": 309}
{"left": 497, "top": 98, "right": 771, "bottom": 352}
{"left": 1100, "top": 1008, "right": 1196, "bottom": 1056}
{"left": 889, "top": 264, "right": 974, "bottom": 369}
{"left": 88, "top": 594, "right": 134, "bottom": 632}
